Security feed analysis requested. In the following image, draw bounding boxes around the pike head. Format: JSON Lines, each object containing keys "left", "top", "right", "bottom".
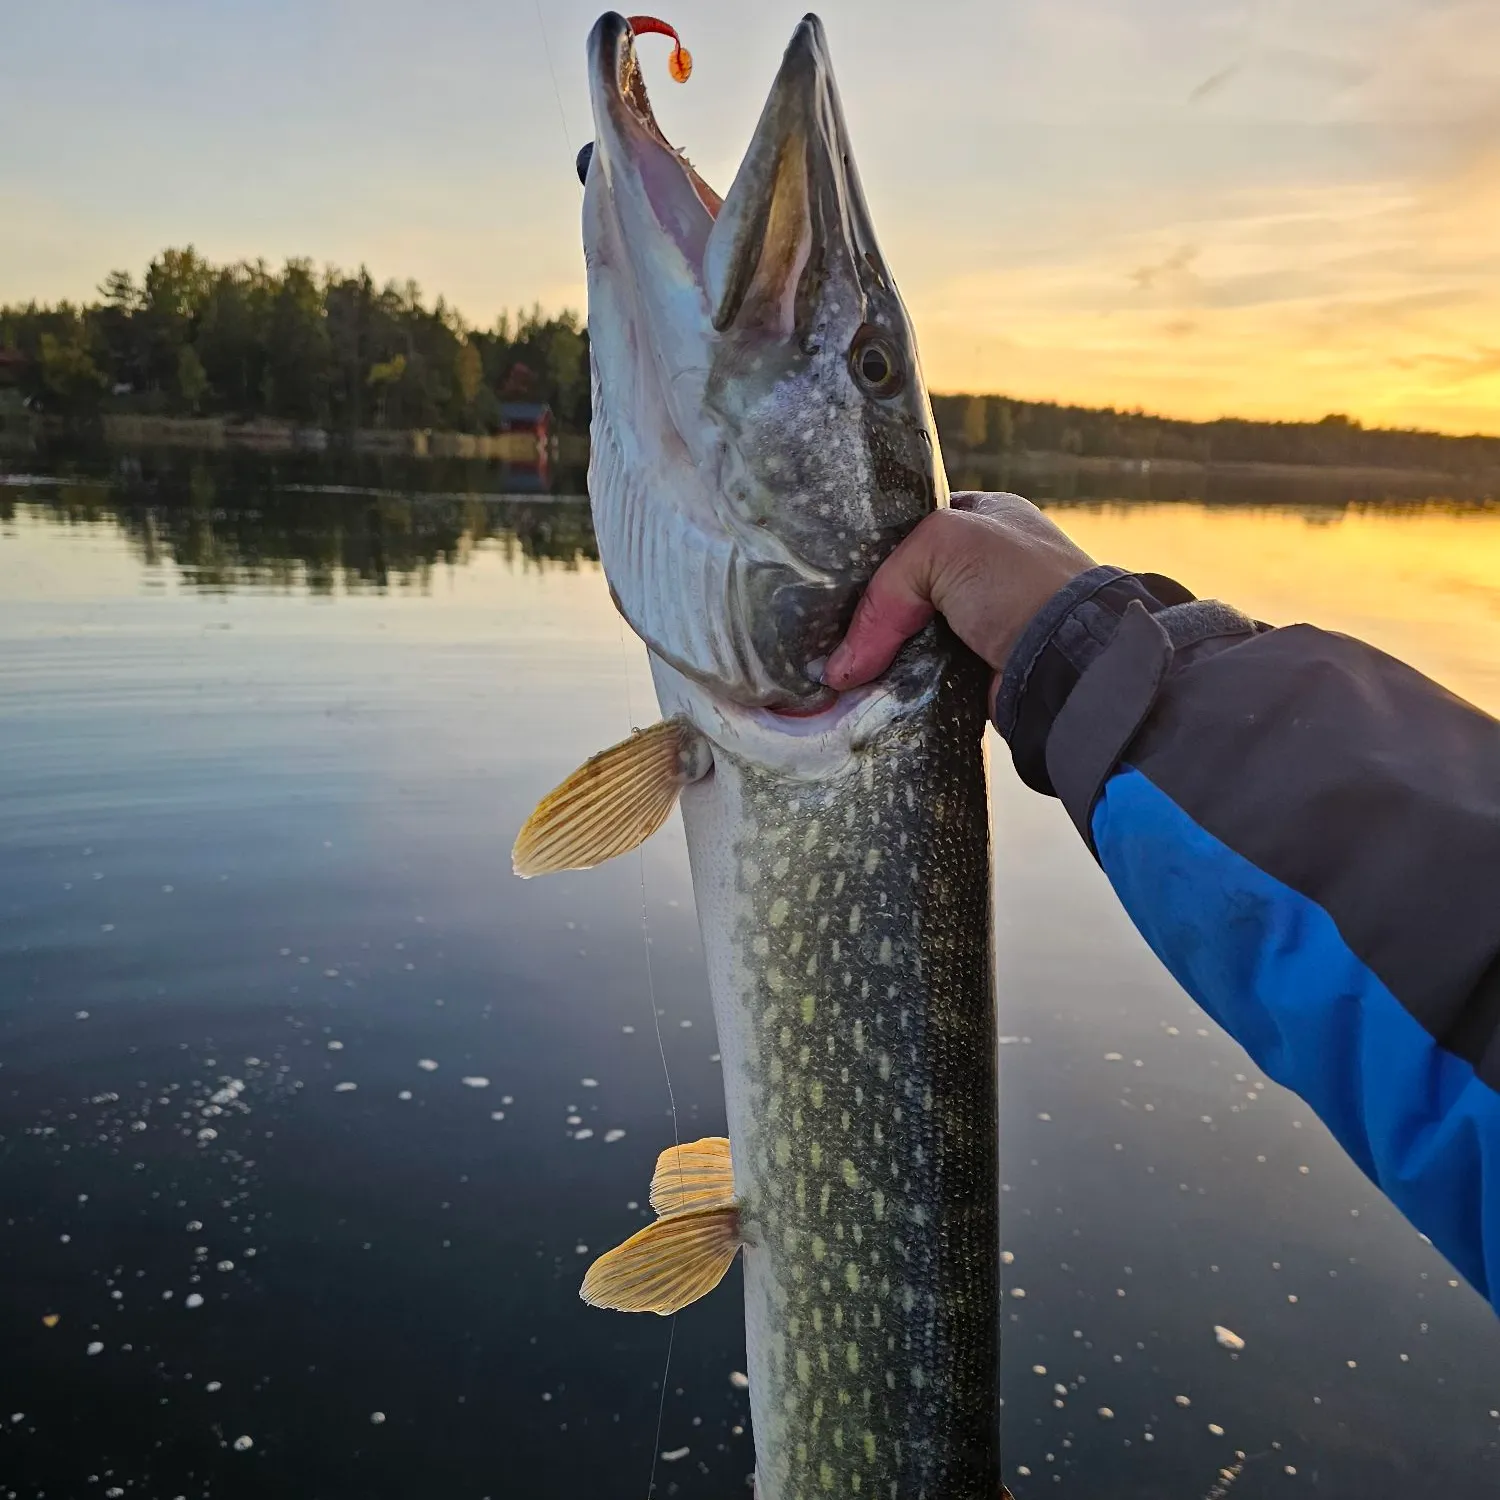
{"left": 583, "top": 11, "right": 948, "bottom": 711}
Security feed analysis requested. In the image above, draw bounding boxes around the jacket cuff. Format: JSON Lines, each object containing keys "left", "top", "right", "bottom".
{"left": 992, "top": 566, "right": 1195, "bottom": 796}
{"left": 994, "top": 565, "right": 1268, "bottom": 807}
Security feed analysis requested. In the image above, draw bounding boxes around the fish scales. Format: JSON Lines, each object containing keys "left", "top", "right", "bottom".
{"left": 682, "top": 651, "right": 999, "bottom": 1498}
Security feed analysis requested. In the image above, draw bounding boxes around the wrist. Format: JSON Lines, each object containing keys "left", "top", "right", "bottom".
{"left": 992, "top": 567, "right": 1198, "bottom": 795}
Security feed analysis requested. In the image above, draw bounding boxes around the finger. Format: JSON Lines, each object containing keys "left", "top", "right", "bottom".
{"left": 823, "top": 576, "right": 935, "bottom": 689}
{"left": 823, "top": 527, "right": 942, "bottom": 689}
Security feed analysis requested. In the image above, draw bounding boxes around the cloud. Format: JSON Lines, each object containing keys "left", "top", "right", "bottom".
{"left": 1128, "top": 246, "right": 1200, "bottom": 293}
{"left": 1188, "top": 62, "right": 1245, "bottom": 105}
{"left": 1187, "top": 47, "right": 1368, "bottom": 107}
{"left": 1391, "top": 347, "right": 1500, "bottom": 388}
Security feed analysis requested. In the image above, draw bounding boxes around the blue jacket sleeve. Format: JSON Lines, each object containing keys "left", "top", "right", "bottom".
{"left": 993, "top": 565, "right": 1500, "bottom": 1309}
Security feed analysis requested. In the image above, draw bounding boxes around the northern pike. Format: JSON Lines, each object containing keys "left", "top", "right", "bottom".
{"left": 514, "top": 13, "right": 1001, "bottom": 1497}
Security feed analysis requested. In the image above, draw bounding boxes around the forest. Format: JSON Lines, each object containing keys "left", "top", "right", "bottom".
{"left": 0, "top": 248, "right": 588, "bottom": 434}
{"left": 3, "top": 248, "right": 1497, "bottom": 477}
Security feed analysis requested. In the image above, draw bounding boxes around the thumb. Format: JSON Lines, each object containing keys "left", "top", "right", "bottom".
{"left": 822, "top": 514, "right": 952, "bottom": 689}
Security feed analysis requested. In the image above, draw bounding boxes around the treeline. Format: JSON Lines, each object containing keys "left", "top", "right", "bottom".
{"left": 4, "top": 249, "right": 1498, "bottom": 475}
{"left": 930, "top": 394, "right": 1500, "bottom": 477}
{"left": 0, "top": 248, "right": 589, "bottom": 432}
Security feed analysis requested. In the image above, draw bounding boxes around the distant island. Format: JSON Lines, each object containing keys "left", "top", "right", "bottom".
{"left": 3, "top": 247, "right": 1498, "bottom": 486}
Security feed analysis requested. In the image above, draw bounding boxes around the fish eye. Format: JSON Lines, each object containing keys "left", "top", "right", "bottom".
{"left": 849, "top": 328, "right": 903, "bottom": 398}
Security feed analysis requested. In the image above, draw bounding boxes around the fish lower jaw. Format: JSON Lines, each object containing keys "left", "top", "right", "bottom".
{"left": 652, "top": 651, "right": 944, "bottom": 781}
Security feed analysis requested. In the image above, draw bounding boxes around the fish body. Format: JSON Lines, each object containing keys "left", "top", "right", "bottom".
{"left": 516, "top": 13, "right": 1001, "bottom": 1497}
{"left": 659, "top": 649, "right": 999, "bottom": 1497}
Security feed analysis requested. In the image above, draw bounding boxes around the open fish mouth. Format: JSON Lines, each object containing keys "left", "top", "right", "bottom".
{"left": 586, "top": 13, "right": 723, "bottom": 230}
{"left": 582, "top": 12, "right": 948, "bottom": 711}
{"left": 585, "top": 9, "right": 894, "bottom": 346}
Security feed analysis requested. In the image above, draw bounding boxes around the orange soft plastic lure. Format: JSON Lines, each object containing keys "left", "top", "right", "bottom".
{"left": 626, "top": 15, "right": 693, "bottom": 82}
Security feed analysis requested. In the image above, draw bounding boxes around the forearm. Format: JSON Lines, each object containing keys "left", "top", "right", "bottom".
{"left": 996, "top": 566, "right": 1500, "bottom": 1307}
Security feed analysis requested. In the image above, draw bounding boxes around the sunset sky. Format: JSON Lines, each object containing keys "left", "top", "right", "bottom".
{"left": 3, "top": 0, "right": 1498, "bottom": 433}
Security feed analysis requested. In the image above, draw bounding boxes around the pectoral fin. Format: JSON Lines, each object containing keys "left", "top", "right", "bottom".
{"left": 512, "top": 718, "right": 711, "bottom": 878}
{"left": 580, "top": 1204, "right": 743, "bottom": 1315}
{"left": 650, "top": 1136, "right": 735, "bottom": 1216}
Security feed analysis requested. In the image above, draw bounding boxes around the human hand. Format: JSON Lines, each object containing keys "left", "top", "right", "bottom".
{"left": 822, "top": 492, "right": 1096, "bottom": 691}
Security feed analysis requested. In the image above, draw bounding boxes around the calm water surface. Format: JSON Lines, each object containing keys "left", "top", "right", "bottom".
{"left": 2, "top": 471, "right": 1499, "bottom": 1499}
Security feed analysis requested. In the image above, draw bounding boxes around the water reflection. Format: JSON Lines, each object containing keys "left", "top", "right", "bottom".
{"left": 4, "top": 467, "right": 598, "bottom": 592}
{"left": 2, "top": 473, "right": 1499, "bottom": 1499}
{"left": 6, "top": 456, "right": 1497, "bottom": 604}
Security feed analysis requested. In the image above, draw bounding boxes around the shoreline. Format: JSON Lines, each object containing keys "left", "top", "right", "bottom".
{"left": 3, "top": 416, "right": 1496, "bottom": 500}
{"left": 951, "top": 448, "right": 1500, "bottom": 492}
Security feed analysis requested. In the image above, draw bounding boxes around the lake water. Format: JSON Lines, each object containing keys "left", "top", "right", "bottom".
{"left": 3, "top": 462, "right": 1499, "bottom": 1499}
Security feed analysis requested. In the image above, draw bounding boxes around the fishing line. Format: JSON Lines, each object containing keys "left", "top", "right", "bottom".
{"left": 528, "top": 0, "right": 680, "bottom": 1154}
{"left": 616, "top": 619, "right": 681, "bottom": 1148}
{"left": 528, "top": 6, "right": 685, "bottom": 1491}
{"left": 613, "top": 417, "right": 683, "bottom": 1500}
{"left": 617, "top": 615, "right": 687, "bottom": 1500}
{"left": 532, "top": 0, "right": 575, "bottom": 155}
